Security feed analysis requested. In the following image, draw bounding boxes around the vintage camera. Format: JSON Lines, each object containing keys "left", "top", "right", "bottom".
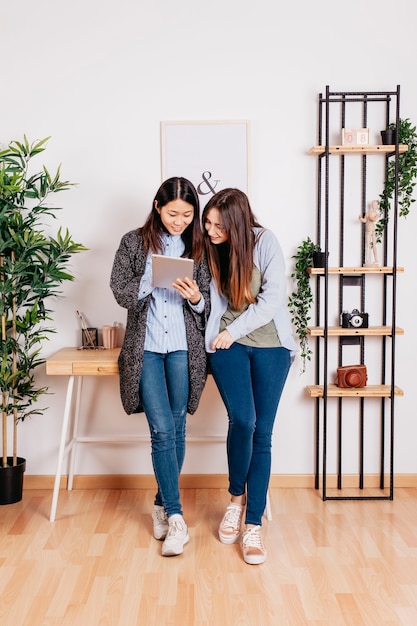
{"left": 336, "top": 364, "right": 368, "bottom": 388}
{"left": 340, "top": 308, "right": 369, "bottom": 328}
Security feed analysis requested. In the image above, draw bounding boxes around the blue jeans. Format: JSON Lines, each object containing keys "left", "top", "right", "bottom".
{"left": 139, "top": 350, "right": 189, "bottom": 517}
{"left": 209, "top": 344, "right": 291, "bottom": 526}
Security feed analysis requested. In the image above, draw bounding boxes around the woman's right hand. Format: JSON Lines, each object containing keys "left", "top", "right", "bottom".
{"left": 211, "top": 329, "right": 234, "bottom": 351}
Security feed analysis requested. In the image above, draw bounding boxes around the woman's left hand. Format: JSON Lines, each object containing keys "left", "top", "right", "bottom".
{"left": 211, "top": 329, "right": 234, "bottom": 351}
{"left": 173, "top": 277, "right": 201, "bottom": 304}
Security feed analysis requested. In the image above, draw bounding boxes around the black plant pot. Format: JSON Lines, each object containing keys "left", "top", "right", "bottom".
{"left": 0, "top": 457, "right": 26, "bottom": 504}
{"left": 381, "top": 129, "right": 397, "bottom": 145}
{"left": 312, "top": 251, "right": 328, "bottom": 268}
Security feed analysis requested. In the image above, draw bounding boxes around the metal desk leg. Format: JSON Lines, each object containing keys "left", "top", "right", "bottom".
{"left": 49, "top": 375, "right": 75, "bottom": 522}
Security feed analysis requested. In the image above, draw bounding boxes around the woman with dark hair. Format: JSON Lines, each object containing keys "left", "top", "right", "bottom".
{"left": 111, "top": 177, "right": 210, "bottom": 557}
{"left": 203, "top": 188, "right": 297, "bottom": 565}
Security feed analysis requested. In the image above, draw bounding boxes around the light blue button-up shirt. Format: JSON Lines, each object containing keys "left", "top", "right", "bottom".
{"left": 138, "top": 234, "right": 203, "bottom": 353}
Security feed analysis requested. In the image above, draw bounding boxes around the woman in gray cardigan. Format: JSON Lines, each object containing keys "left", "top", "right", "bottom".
{"left": 110, "top": 177, "right": 210, "bottom": 557}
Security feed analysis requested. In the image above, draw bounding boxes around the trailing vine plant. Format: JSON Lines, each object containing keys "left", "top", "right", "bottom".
{"left": 376, "top": 118, "right": 417, "bottom": 243}
{"left": 288, "top": 237, "right": 320, "bottom": 374}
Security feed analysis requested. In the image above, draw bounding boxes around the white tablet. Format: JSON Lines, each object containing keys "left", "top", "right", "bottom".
{"left": 152, "top": 254, "right": 194, "bottom": 289}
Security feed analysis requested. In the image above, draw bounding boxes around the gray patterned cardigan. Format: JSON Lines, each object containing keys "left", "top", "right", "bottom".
{"left": 110, "top": 229, "right": 211, "bottom": 415}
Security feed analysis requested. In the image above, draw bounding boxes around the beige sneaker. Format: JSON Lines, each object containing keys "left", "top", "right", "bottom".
{"left": 161, "top": 514, "right": 189, "bottom": 556}
{"left": 152, "top": 505, "right": 169, "bottom": 540}
{"left": 241, "top": 526, "right": 267, "bottom": 565}
{"left": 218, "top": 503, "right": 244, "bottom": 544}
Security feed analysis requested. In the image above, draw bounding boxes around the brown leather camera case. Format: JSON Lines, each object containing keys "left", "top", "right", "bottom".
{"left": 336, "top": 364, "right": 367, "bottom": 388}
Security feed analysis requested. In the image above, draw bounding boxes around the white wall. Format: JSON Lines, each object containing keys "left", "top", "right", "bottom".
{"left": 2, "top": 0, "right": 416, "bottom": 477}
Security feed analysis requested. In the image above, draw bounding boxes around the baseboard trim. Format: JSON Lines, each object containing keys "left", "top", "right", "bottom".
{"left": 23, "top": 473, "right": 417, "bottom": 490}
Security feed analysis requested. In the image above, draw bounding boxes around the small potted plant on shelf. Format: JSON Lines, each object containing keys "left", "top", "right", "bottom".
{"left": 0, "top": 135, "right": 86, "bottom": 504}
{"left": 380, "top": 123, "right": 397, "bottom": 146}
{"left": 376, "top": 117, "right": 417, "bottom": 242}
{"left": 288, "top": 237, "right": 324, "bottom": 374}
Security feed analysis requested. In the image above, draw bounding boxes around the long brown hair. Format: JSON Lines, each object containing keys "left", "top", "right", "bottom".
{"left": 139, "top": 177, "right": 204, "bottom": 263}
{"left": 203, "top": 188, "right": 264, "bottom": 311}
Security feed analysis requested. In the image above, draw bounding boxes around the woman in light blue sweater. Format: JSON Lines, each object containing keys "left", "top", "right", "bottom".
{"left": 203, "top": 188, "right": 297, "bottom": 565}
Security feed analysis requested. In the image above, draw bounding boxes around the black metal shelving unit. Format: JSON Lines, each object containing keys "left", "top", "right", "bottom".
{"left": 308, "top": 86, "right": 404, "bottom": 501}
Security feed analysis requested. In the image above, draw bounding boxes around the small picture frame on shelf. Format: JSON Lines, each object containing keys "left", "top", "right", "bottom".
{"left": 341, "top": 128, "right": 369, "bottom": 146}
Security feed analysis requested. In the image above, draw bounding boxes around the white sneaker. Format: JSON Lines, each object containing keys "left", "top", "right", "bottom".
{"left": 161, "top": 514, "right": 190, "bottom": 556}
{"left": 218, "top": 503, "right": 244, "bottom": 544}
{"left": 241, "top": 525, "right": 267, "bottom": 565}
{"left": 152, "top": 505, "right": 169, "bottom": 540}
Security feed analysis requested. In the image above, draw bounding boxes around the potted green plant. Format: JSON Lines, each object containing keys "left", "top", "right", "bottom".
{"left": 288, "top": 237, "right": 322, "bottom": 373}
{"left": 376, "top": 117, "right": 417, "bottom": 243}
{"left": 380, "top": 123, "right": 396, "bottom": 146}
{"left": 0, "top": 135, "right": 86, "bottom": 504}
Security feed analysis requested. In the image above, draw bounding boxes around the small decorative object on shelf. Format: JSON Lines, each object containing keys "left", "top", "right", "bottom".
{"left": 342, "top": 128, "right": 369, "bottom": 146}
{"left": 340, "top": 309, "right": 369, "bottom": 329}
{"left": 380, "top": 124, "right": 396, "bottom": 145}
{"left": 312, "top": 250, "right": 328, "bottom": 268}
{"left": 335, "top": 364, "right": 368, "bottom": 388}
{"left": 359, "top": 200, "right": 380, "bottom": 266}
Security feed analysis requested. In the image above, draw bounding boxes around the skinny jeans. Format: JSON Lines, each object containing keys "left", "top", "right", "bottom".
{"left": 209, "top": 343, "right": 291, "bottom": 526}
{"left": 139, "top": 350, "right": 189, "bottom": 517}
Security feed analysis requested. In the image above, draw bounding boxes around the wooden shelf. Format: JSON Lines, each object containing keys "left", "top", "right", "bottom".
{"left": 309, "top": 266, "right": 404, "bottom": 275}
{"left": 308, "top": 326, "right": 404, "bottom": 337}
{"left": 308, "top": 144, "right": 408, "bottom": 156}
{"left": 306, "top": 384, "right": 404, "bottom": 398}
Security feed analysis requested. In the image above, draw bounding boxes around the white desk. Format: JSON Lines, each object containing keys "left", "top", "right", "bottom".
{"left": 46, "top": 347, "right": 271, "bottom": 522}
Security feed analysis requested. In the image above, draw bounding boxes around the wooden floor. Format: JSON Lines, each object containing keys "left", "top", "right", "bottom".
{"left": 1, "top": 487, "right": 417, "bottom": 625}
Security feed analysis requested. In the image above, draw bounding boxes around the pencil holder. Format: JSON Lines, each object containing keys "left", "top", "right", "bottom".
{"left": 81, "top": 327, "right": 98, "bottom": 348}
{"left": 102, "top": 325, "right": 118, "bottom": 349}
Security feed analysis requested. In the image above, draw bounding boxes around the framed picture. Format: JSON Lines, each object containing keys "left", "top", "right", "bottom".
{"left": 161, "top": 120, "right": 250, "bottom": 207}
{"left": 341, "top": 128, "right": 370, "bottom": 146}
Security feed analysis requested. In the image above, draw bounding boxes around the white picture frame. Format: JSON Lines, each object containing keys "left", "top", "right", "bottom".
{"left": 160, "top": 120, "right": 250, "bottom": 207}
